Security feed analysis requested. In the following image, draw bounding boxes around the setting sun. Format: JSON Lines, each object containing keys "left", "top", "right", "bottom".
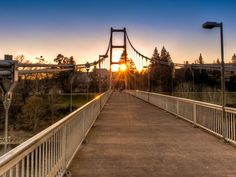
{"left": 119, "top": 63, "right": 127, "bottom": 72}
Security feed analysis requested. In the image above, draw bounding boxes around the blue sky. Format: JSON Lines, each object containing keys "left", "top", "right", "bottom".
{"left": 0, "top": 0, "right": 235, "bottom": 64}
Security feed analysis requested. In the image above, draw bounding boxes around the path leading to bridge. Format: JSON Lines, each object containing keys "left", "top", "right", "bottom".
{"left": 69, "top": 91, "right": 236, "bottom": 177}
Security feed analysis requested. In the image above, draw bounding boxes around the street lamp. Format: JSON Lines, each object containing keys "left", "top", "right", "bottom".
{"left": 202, "top": 21, "right": 226, "bottom": 139}
{"left": 98, "top": 55, "right": 108, "bottom": 93}
{"left": 85, "top": 62, "right": 90, "bottom": 101}
{"left": 143, "top": 65, "right": 150, "bottom": 92}
{"left": 143, "top": 65, "right": 151, "bottom": 103}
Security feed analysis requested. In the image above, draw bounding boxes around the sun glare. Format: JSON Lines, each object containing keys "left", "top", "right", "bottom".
{"left": 119, "top": 63, "right": 127, "bottom": 72}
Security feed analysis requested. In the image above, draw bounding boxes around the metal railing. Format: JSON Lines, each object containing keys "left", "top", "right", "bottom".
{"left": 0, "top": 90, "right": 111, "bottom": 177}
{"left": 126, "top": 90, "right": 236, "bottom": 144}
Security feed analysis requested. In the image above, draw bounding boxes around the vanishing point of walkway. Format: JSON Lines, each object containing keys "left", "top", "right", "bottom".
{"left": 69, "top": 92, "right": 236, "bottom": 177}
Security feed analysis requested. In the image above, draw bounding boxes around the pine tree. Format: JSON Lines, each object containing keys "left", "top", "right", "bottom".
{"left": 120, "top": 50, "right": 126, "bottom": 62}
{"left": 149, "top": 46, "right": 173, "bottom": 92}
{"left": 197, "top": 53, "right": 204, "bottom": 64}
{"left": 151, "top": 47, "right": 160, "bottom": 64}
{"left": 160, "top": 46, "right": 172, "bottom": 63}
{"left": 232, "top": 53, "right": 236, "bottom": 64}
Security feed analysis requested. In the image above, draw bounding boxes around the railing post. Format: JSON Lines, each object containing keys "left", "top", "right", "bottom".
{"left": 223, "top": 111, "right": 227, "bottom": 140}
{"left": 62, "top": 126, "right": 67, "bottom": 172}
{"left": 83, "top": 110, "right": 86, "bottom": 138}
{"left": 165, "top": 98, "right": 168, "bottom": 111}
{"left": 99, "top": 97, "right": 102, "bottom": 111}
{"left": 193, "top": 103, "right": 197, "bottom": 127}
{"left": 176, "top": 99, "right": 179, "bottom": 116}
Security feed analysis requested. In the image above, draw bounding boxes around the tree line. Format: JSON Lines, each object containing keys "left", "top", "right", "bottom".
{"left": 0, "top": 54, "right": 106, "bottom": 135}
{"left": 124, "top": 48, "right": 236, "bottom": 95}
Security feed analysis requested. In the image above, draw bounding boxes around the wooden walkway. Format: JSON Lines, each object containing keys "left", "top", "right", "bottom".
{"left": 69, "top": 91, "right": 236, "bottom": 177}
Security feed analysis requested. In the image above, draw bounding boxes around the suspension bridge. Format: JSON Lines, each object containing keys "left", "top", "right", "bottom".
{"left": 1, "top": 28, "right": 236, "bottom": 176}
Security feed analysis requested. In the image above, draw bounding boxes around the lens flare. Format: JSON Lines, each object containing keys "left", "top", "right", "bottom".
{"left": 119, "top": 64, "right": 127, "bottom": 72}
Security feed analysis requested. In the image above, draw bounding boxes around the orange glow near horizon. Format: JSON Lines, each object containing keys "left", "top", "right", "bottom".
{"left": 111, "top": 64, "right": 129, "bottom": 72}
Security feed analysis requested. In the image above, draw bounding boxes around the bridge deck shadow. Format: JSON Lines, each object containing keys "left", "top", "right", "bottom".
{"left": 68, "top": 91, "right": 236, "bottom": 177}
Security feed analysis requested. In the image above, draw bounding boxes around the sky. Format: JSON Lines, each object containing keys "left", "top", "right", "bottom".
{"left": 0, "top": 0, "right": 235, "bottom": 65}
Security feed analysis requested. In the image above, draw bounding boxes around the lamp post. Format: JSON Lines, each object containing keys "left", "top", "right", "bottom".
{"left": 99, "top": 55, "right": 108, "bottom": 93}
{"left": 143, "top": 65, "right": 151, "bottom": 102}
{"left": 70, "top": 64, "right": 76, "bottom": 113}
{"left": 143, "top": 65, "right": 150, "bottom": 92}
{"left": 85, "top": 62, "right": 90, "bottom": 101}
{"left": 70, "top": 75, "right": 74, "bottom": 113}
{"left": 202, "top": 21, "right": 226, "bottom": 139}
{"left": 0, "top": 55, "right": 18, "bottom": 153}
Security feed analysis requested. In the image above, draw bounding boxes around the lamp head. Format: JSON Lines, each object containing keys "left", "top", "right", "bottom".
{"left": 202, "top": 22, "right": 221, "bottom": 29}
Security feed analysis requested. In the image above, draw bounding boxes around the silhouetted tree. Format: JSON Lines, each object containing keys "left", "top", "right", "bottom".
{"left": 232, "top": 54, "right": 236, "bottom": 64}
{"left": 196, "top": 53, "right": 204, "bottom": 64}
{"left": 150, "top": 47, "right": 160, "bottom": 64}
{"left": 89, "top": 67, "right": 99, "bottom": 93}
{"left": 160, "top": 46, "right": 171, "bottom": 63}
{"left": 227, "top": 75, "right": 236, "bottom": 91}
{"left": 149, "top": 46, "right": 173, "bottom": 92}
{"left": 184, "top": 68, "right": 193, "bottom": 82}
{"left": 53, "top": 54, "right": 76, "bottom": 92}
{"left": 150, "top": 47, "right": 160, "bottom": 91}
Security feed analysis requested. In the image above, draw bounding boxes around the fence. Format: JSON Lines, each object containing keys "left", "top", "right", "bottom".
{"left": 0, "top": 90, "right": 111, "bottom": 177}
{"left": 126, "top": 90, "right": 236, "bottom": 144}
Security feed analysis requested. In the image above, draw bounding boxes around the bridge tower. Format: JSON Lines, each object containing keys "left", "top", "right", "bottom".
{"left": 109, "top": 27, "right": 127, "bottom": 89}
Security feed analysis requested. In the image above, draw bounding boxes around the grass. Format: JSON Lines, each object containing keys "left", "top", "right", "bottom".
{"left": 173, "top": 92, "right": 236, "bottom": 108}
{"left": 58, "top": 94, "right": 95, "bottom": 110}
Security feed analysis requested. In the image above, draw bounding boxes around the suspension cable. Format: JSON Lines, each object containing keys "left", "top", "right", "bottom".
{"left": 126, "top": 32, "right": 173, "bottom": 67}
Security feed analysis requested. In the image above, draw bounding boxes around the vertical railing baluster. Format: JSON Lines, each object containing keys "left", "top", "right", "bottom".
{"left": 55, "top": 132, "right": 58, "bottom": 171}
{"left": 52, "top": 135, "right": 54, "bottom": 173}
{"left": 231, "top": 113, "right": 233, "bottom": 140}
{"left": 16, "top": 163, "right": 19, "bottom": 177}
{"left": 176, "top": 100, "right": 179, "bottom": 116}
{"left": 21, "top": 158, "right": 25, "bottom": 177}
{"left": 229, "top": 113, "right": 231, "bottom": 140}
{"left": 50, "top": 137, "right": 52, "bottom": 174}
{"left": 59, "top": 130, "right": 62, "bottom": 174}
{"left": 35, "top": 147, "right": 38, "bottom": 177}
{"left": 193, "top": 104, "right": 197, "bottom": 127}
{"left": 31, "top": 150, "right": 34, "bottom": 177}
{"left": 26, "top": 155, "right": 29, "bottom": 177}
{"left": 39, "top": 144, "right": 42, "bottom": 177}
{"left": 9, "top": 169, "right": 13, "bottom": 177}
{"left": 233, "top": 114, "right": 236, "bottom": 141}
{"left": 62, "top": 126, "right": 67, "bottom": 173}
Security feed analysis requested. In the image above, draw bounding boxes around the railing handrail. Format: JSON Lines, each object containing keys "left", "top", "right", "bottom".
{"left": 135, "top": 90, "right": 236, "bottom": 113}
{"left": 128, "top": 89, "right": 236, "bottom": 146}
{"left": 0, "top": 92, "right": 106, "bottom": 168}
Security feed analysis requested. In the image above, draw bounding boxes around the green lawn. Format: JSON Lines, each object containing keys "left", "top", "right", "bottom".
{"left": 58, "top": 94, "right": 95, "bottom": 109}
